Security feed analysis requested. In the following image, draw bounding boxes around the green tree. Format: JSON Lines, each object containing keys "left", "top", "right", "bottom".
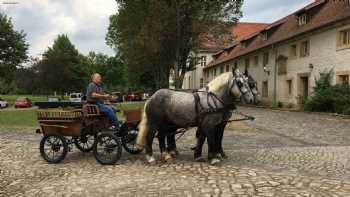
{"left": 106, "top": 0, "right": 243, "bottom": 89}
{"left": 37, "top": 35, "right": 87, "bottom": 94}
{"left": 0, "top": 12, "right": 28, "bottom": 92}
{"left": 82, "top": 52, "right": 128, "bottom": 91}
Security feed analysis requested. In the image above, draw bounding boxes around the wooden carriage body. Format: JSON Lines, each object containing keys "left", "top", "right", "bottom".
{"left": 36, "top": 104, "right": 142, "bottom": 137}
{"left": 37, "top": 105, "right": 109, "bottom": 136}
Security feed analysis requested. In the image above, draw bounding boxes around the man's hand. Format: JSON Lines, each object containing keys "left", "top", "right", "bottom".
{"left": 92, "top": 92, "right": 112, "bottom": 100}
{"left": 104, "top": 94, "right": 112, "bottom": 100}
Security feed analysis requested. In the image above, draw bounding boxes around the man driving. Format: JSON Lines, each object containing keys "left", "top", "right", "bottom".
{"left": 86, "top": 73, "right": 120, "bottom": 130}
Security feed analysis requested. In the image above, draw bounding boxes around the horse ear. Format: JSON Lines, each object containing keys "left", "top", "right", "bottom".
{"left": 234, "top": 68, "right": 240, "bottom": 76}
{"left": 244, "top": 69, "right": 249, "bottom": 77}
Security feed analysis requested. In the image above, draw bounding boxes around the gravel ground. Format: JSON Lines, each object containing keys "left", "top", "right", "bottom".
{"left": 2, "top": 107, "right": 350, "bottom": 196}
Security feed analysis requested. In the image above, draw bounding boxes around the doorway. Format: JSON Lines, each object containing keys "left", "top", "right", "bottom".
{"left": 299, "top": 76, "right": 309, "bottom": 97}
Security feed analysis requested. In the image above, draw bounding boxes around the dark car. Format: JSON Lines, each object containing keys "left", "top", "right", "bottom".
{"left": 15, "top": 97, "right": 32, "bottom": 108}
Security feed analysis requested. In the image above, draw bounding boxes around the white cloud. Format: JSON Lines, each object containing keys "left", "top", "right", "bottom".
{"left": 241, "top": 0, "right": 314, "bottom": 23}
{"left": 0, "top": 0, "right": 315, "bottom": 58}
{"left": 0, "top": 0, "right": 117, "bottom": 57}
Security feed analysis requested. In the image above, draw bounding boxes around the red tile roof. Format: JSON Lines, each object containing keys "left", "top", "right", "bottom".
{"left": 198, "top": 22, "right": 269, "bottom": 52}
{"left": 205, "top": 0, "right": 350, "bottom": 69}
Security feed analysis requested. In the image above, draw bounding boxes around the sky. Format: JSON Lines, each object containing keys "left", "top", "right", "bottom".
{"left": 0, "top": 0, "right": 314, "bottom": 58}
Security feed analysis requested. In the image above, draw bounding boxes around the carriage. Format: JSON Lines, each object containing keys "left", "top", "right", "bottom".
{"left": 35, "top": 102, "right": 142, "bottom": 165}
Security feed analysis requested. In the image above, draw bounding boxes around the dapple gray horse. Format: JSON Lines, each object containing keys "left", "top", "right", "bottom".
{"left": 193, "top": 73, "right": 261, "bottom": 161}
{"left": 136, "top": 70, "right": 255, "bottom": 164}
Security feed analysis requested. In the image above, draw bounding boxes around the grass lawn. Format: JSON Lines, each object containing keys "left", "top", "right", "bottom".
{"left": 0, "top": 110, "right": 38, "bottom": 127}
{"left": 0, "top": 102, "right": 145, "bottom": 127}
{"left": 0, "top": 95, "right": 69, "bottom": 105}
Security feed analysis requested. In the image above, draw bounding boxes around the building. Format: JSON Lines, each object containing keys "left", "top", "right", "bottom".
{"left": 204, "top": 0, "right": 350, "bottom": 105}
{"left": 180, "top": 23, "right": 269, "bottom": 89}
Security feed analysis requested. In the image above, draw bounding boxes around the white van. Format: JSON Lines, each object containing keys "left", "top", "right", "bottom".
{"left": 69, "top": 93, "right": 82, "bottom": 103}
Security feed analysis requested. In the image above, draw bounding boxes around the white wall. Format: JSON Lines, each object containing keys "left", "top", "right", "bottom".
{"left": 204, "top": 20, "right": 350, "bottom": 105}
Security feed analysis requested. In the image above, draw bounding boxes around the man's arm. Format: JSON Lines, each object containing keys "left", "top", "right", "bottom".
{"left": 91, "top": 92, "right": 111, "bottom": 100}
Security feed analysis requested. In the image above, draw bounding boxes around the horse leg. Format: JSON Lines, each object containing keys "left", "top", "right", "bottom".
{"left": 167, "top": 134, "right": 178, "bottom": 158}
{"left": 157, "top": 133, "right": 167, "bottom": 161}
{"left": 217, "top": 123, "right": 228, "bottom": 159}
{"left": 194, "top": 127, "right": 206, "bottom": 162}
{"left": 207, "top": 126, "right": 221, "bottom": 165}
{"left": 145, "top": 129, "right": 156, "bottom": 164}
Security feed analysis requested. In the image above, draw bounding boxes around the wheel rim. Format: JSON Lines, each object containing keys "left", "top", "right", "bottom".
{"left": 124, "top": 130, "right": 138, "bottom": 151}
{"left": 76, "top": 135, "right": 95, "bottom": 150}
{"left": 96, "top": 135, "right": 119, "bottom": 162}
{"left": 44, "top": 136, "right": 64, "bottom": 161}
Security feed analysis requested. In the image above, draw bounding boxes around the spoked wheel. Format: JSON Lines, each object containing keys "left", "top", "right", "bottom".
{"left": 74, "top": 134, "right": 95, "bottom": 152}
{"left": 93, "top": 132, "right": 122, "bottom": 165}
{"left": 40, "top": 134, "right": 68, "bottom": 164}
{"left": 122, "top": 127, "right": 142, "bottom": 154}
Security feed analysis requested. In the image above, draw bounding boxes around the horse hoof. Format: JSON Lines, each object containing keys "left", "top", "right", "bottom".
{"left": 194, "top": 156, "right": 206, "bottom": 162}
{"left": 169, "top": 150, "right": 179, "bottom": 157}
{"left": 220, "top": 152, "right": 228, "bottom": 160}
{"left": 146, "top": 155, "right": 156, "bottom": 164}
{"left": 164, "top": 153, "right": 173, "bottom": 162}
{"left": 210, "top": 158, "right": 221, "bottom": 166}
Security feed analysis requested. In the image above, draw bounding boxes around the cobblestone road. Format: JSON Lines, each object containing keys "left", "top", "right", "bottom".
{"left": 2, "top": 107, "right": 350, "bottom": 196}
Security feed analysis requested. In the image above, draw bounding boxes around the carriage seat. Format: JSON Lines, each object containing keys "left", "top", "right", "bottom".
{"left": 82, "top": 104, "right": 105, "bottom": 117}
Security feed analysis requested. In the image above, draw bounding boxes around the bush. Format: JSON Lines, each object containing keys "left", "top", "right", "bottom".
{"left": 272, "top": 101, "right": 283, "bottom": 108}
{"left": 300, "top": 69, "right": 350, "bottom": 114}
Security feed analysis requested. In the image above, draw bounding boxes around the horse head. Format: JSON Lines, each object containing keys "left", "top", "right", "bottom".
{"left": 231, "top": 69, "right": 255, "bottom": 104}
{"left": 243, "top": 71, "right": 261, "bottom": 104}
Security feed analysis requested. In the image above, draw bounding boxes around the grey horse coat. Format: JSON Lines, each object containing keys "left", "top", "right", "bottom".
{"left": 136, "top": 72, "right": 254, "bottom": 161}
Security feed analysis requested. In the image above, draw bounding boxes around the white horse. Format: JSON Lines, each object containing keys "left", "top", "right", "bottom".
{"left": 136, "top": 70, "right": 254, "bottom": 164}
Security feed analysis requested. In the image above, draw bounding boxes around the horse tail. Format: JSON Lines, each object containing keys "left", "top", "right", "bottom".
{"left": 136, "top": 101, "right": 149, "bottom": 150}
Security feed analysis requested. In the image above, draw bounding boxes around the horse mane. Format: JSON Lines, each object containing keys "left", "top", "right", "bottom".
{"left": 207, "top": 72, "right": 232, "bottom": 93}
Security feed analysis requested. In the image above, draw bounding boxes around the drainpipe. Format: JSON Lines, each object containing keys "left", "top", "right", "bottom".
{"left": 273, "top": 44, "right": 278, "bottom": 104}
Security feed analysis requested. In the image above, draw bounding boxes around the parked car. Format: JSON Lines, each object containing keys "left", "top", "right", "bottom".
{"left": 69, "top": 93, "right": 82, "bottom": 103}
{"left": 141, "top": 92, "right": 150, "bottom": 101}
{"left": 48, "top": 96, "right": 60, "bottom": 102}
{"left": 0, "top": 98, "right": 9, "bottom": 108}
{"left": 124, "top": 92, "right": 142, "bottom": 102}
{"left": 15, "top": 97, "right": 32, "bottom": 108}
{"left": 111, "top": 92, "right": 123, "bottom": 103}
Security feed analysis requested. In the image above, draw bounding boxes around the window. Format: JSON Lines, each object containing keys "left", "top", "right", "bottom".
{"left": 214, "top": 68, "right": 217, "bottom": 76}
{"left": 206, "top": 71, "right": 209, "bottom": 79}
{"left": 277, "top": 57, "right": 287, "bottom": 75}
{"left": 287, "top": 80, "right": 293, "bottom": 96}
{"left": 245, "top": 58, "right": 250, "bottom": 70}
{"left": 262, "top": 32, "right": 268, "bottom": 41}
{"left": 200, "top": 56, "right": 207, "bottom": 67}
{"left": 262, "top": 81, "right": 268, "bottom": 98}
{"left": 254, "top": 56, "right": 259, "bottom": 66}
{"left": 200, "top": 78, "right": 204, "bottom": 88}
{"left": 219, "top": 66, "right": 224, "bottom": 74}
{"left": 298, "top": 13, "right": 308, "bottom": 25}
{"left": 338, "top": 28, "right": 350, "bottom": 47}
{"left": 224, "top": 65, "right": 228, "bottom": 72}
{"left": 263, "top": 52, "right": 269, "bottom": 66}
{"left": 300, "top": 40, "right": 310, "bottom": 57}
{"left": 290, "top": 44, "right": 297, "bottom": 58}
{"left": 338, "top": 75, "right": 349, "bottom": 85}
{"left": 234, "top": 61, "right": 238, "bottom": 70}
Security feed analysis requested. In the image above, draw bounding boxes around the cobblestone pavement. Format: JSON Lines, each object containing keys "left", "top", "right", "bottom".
{"left": 2, "top": 107, "right": 350, "bottom": 196}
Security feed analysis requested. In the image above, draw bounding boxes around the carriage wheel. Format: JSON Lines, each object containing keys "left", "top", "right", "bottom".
{"left": 40, "top": 134, "right": 68, "bottom": 164}
{"left": 74, "top": 134, "right": 95, "bottom": 152}
{"left": 93, "top": 132, "right": 122, "bottom": 165}
{"left": 122, "top": 128, "right": 142, "bottom": 154}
